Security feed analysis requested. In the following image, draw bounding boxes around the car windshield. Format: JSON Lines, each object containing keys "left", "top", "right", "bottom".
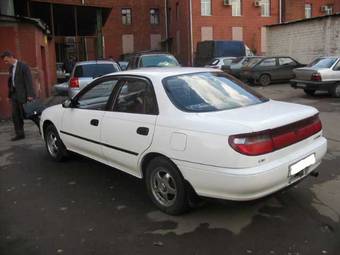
{"left": 308, "top": 58, "right": 338, "bottom": 68}
{"left": 74, "top": 64, "right": 117, "bottom": 78}
{"left": 244, "top": 57, "right": 262, "bottom": 67}
{"left": 163, "top": 72, "right": 268, "bottom": 112}
{"left": 140, "top": 54, "right": 179, "bottom": 67}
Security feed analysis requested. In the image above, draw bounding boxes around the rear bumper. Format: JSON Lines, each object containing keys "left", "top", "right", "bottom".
{"left": 175, "top": 136, "right": 327, "bottom": 201}
{"left": 290, "top": 79, "right": 336, "bottom": 91}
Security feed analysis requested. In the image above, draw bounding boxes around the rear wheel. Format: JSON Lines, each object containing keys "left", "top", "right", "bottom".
{"left": 258, "top": 74, "right": 271, "bottom": 86}
{"left": 145, "top": 157, "right": 190, "bottom": 215}
{"left": 330, "top": 83, "right": 340, "bottom": 98}
{"left": 304, "top": 89, "right": 316, "bottom": 96}
{"left": 44, "top": 125, "right": 68, "bottom": 162}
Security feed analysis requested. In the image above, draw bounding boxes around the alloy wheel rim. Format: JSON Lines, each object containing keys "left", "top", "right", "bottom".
{"left": 151, "top": 167, "right": 177, "bottom": 207}
{"left": 47, "top": 132, "right": 59, "bottom": 158}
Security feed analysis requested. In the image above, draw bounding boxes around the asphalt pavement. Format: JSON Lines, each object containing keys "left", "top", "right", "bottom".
{"left": 1, "top": 84, "right": 340, "bottom": 255}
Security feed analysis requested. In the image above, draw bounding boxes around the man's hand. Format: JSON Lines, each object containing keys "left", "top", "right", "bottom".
{"left": 27, "top": 96, "right": 34, "bottom": 102}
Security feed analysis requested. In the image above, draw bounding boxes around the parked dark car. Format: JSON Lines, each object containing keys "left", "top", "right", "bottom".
{"left": 194, "top": 40, "right": 253, "bottom": 67}
{"left": 221, "top": 56, "right": 263, "bottom": 78}
{"left": 239, "top": 56, "right": 305, "bottom": 86}
{"left": 290, "top": 56, "right": 340, "bottom": 97}
{"left": 127, "top": 51, "right": 180, "bottom": 70}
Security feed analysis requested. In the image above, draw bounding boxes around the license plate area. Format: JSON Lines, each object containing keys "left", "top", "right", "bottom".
{"left": 288, "top": 154, "right": 316, "bottom": 182}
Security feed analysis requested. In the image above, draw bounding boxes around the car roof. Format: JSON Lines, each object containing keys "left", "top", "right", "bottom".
{"left": 75, "top": 60, "right": 118, "bottom": 65}
{"left": 103, "top": 67, "right": 220, "bottom": 79}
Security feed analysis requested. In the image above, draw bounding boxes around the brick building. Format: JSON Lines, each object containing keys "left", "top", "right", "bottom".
{"left": 283, "top": 0, "right": 340, "bottom": 22}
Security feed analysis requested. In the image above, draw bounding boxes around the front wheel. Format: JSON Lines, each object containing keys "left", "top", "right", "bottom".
{"left": 258, "top": 74, "right": 271, "bottom": 86}
{"left": 145, "top": 157, "right": 190, "bottom": 215}
{"left": 44, "top": 125, "right": 68, "bottom": 162}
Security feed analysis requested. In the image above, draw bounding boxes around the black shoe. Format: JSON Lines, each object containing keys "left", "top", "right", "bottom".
{"left": 11, "top": 134, "right": 25, "bottom": 141}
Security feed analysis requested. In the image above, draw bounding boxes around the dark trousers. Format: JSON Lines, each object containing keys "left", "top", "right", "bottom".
{"left": 11, "top": 95, "right": 25, "bottom": 136}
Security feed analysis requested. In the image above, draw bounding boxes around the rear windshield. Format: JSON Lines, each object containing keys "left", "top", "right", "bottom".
{"left": 163, "top": 72, "right": 268, "bottom": 112}
{"left": 74, "top": 64, "right": 117, "bottom": 78}
{"left": 308, "top": 58, "right": 338, "bottom": 68}
{"left": 140, "top": 54, "right": 179, "bottom": 67}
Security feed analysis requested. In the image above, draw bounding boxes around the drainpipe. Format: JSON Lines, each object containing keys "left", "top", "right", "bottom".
{"left": 279, "top": 0, "right": 283, "bottom": 23}
{"left": 164, "top": 0, "right": 168, "bottom": 51}
{"left": 189, "top": 0, "right": 194, "bottom": 66}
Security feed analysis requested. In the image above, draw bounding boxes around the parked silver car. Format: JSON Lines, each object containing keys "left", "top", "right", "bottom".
{"left": 221, "top": 56, "right": 264, "bottom": 78}
{"left": 68, "top": 60, "right": 121, "bottom": 98}
{"left": 291, "top": 57, "right": 340, "bottom": 97}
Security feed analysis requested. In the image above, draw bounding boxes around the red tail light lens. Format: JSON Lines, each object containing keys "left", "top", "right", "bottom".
{"left": 229, "top": 115, "right": 322, "bottom": 156}
{"left": 311, "top": 73, "right": 322, "bottom": 82}
{"left": 69, "top": 77, "right": 79, "bottom": 88}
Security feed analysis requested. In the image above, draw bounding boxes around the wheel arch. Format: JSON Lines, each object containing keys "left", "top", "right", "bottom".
{"left": 42, "top": 120, "right": 55, "bottom": 138}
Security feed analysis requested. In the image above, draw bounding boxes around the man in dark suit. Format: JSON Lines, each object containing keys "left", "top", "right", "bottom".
{"left": 1, "top": 51, "right": 35, "bottom": 141}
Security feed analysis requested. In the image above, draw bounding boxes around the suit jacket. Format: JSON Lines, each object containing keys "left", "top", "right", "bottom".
{"left": 8, "top": 61, "right": 35, "bottom": 104}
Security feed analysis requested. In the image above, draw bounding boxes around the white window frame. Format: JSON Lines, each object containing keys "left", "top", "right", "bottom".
{"left": 305, "top": 4, "right": 312, "bottom": 18}
{"left": 261, "top": 0, "right": 270, "bottom": 17}
{"left": 122, "top": 8, "right": 132, "bottom": 25}
{"left": 150, "top": 8, "right": 160, "bottom": 25}
{"left": 201, "top": 0, "right": 211, "bottom": 16}
{"left": 231, "top": 0, "right": 241, "bottom": 16}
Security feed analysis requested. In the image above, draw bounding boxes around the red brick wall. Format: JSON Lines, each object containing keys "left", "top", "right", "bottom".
{"left": 284, "top": 0, "right": 337, "bottom": 21}
{"left": 0, "top": 22, "right": 56, "bottom": 119}
{"left": 167, "top": 0, "right": 279, "bottom": 65}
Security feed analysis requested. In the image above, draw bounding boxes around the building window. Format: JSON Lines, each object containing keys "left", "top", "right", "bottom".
{"left": 231, "top": 0, "right": 241, "bottom": 16}
{"left": 122, "top": 8, "right": 131, "bottom": 25}
{"left": 261, "top": 0, "right": 270, "bottom": 17}
{"left": 150, "top": 8, "right": 160, "bottom": 24}
{"left": 201, "top": 0, "right": 211, "bottom": 16}
{"left": 322, "top": 5, "right": 333, "bottom": 15}
{"left": 305, "top": 4, "right": 312, "bottom": 18}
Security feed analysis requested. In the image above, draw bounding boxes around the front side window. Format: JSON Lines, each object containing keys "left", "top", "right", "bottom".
{"left": 122, "top": 8, "right": 132, "bottom": 25}
{"left": 261, "top": 0, "right": 270, "bottom": 17}
{"left": 201, "top": 0, "right": 211, "bottom": 16}
{"left": 305, "top": 4, "right": 312, "bottom": 18}
{"left": 231, "top": 0, "right": 241, "bottom": 16}
{"left": 258, "top": 58, "right": 276, "bottom": 67}
{"left": 77, "top": 79, "right": 118, "bottom": 110}
{"left": 163, "top": 72, "right": 267, "bottom": 112}
{"left": 113, "top": 79, "right": 157, "bottom": 114}
{"left": 150, "top": 8, "right": 160, "bottom": 25}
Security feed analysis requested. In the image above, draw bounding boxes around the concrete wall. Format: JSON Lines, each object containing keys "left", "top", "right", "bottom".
{"left": 266, "top": 15, "right": 340, "bottom": 64}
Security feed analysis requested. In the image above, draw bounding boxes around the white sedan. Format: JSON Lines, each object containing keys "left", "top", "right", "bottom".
{"left": 40, "top": 68, "right": 327, "bottom": 215}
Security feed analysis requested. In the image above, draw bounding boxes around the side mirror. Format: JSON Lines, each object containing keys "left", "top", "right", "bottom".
{"left": 62, "top": 99, "right": 75, "bottom": 108}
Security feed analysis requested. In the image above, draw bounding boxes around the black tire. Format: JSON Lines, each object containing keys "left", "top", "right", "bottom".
{"left": 258, "top": 74, "right": 271, "bottom": 86}
{"left": 304, "top": 89, "right": 316, "bottom": 96}
{"left": 44, "top": 124, "right": 68, "bottom": 162}
{"left": 330, "top": 83, "right": 340, "bottom": 98}
{"left": 145, "top": 157, "right": 190, "bottom": 215}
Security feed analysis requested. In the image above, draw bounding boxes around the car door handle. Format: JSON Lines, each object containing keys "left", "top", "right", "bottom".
{"left": 137, "top": 127, "right": 149, "bottom": 136}
{"left": 90, "top": 119, "right": 99, "bottom": 126}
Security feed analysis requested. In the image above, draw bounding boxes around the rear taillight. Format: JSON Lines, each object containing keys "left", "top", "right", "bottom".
{"left": 69, "top": 77, "right": 79, "bottom": 88}
{"left": 229, "top": 115, "right": 322, "bottom": 156}
{"left": 311, "top": 73, "right": 322, "bottom": 82}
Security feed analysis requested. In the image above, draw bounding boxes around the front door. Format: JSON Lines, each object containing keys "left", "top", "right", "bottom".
{"left": 61, "top": 77, "right": 118, "bottom": 160}
{"left": 100, "top": 77, "right": 158, "bottom": 176}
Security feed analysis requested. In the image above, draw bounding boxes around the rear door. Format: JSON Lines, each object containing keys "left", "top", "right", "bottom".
{"left": 100, "top": 76, "right": 158, "bottom": 176}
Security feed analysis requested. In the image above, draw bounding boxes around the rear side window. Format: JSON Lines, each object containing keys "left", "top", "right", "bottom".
{"left": 74, "top": 64, "right": 118, "bottom": 78}
{"left": 140, "top": 55, "right": 179, "bottom": 67}
{"left": 223, "top": 58, "right": 234, "bottom": 65}
{"left": 163, "top": 72, "right": 267, "bottom": 112}
{"left": 279, "top": 58, "right": 296, "bottom": 66}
